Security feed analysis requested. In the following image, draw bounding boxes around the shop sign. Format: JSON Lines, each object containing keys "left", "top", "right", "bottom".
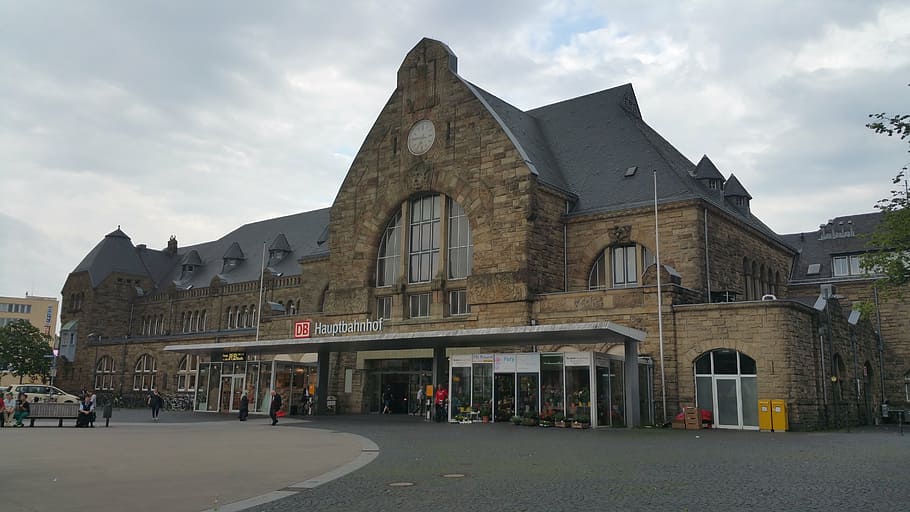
{"left": 494, "top": 353, "right": 517, "bottom": 373}
{"left": 565, "top": 352, "right": 592, "bottom": 366}
{"left": 451, "top": 355, "right": 473, "bottom": 367}
{"left": 472, "top": 353, "right": 494, "bottom": 363}
{"left": 294, "top": 318, "right": 384, "bottom": 338}
{"left": 516, "top": 353, "right": 540, "bottom": 373}
{"left": 45, "top": 306, "right": 53, "bottom": 326}
{"left": 222, "top": 352, "right": 246, "bottom": 362}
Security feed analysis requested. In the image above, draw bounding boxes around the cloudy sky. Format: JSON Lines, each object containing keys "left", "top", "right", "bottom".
{"left": 1, "top": 1, "right": 908, "bottom": 304}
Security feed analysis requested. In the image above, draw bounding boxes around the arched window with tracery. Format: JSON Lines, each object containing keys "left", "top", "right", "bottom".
{"left": 375, "top": 194, "right": 473, "bottom": 318}
{"left": 133, "top": 354, "right": 157, "bottom": 391}
{"left": 177, "top": 355, "right": 199, "bottom": 392}
{"left": 95, "top": 356, "right": 116, "bottom": 391}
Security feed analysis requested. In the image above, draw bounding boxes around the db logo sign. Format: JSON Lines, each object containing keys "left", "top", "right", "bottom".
{"left": 294, "top": 320, "right": 312, "bottom": 339}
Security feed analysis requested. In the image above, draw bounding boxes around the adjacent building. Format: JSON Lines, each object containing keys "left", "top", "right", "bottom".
{"left": 55, "top": 38, "right": 904, "bottom": 429}
{"left": 0, "top": 293, "right": 59, "bottom": 386}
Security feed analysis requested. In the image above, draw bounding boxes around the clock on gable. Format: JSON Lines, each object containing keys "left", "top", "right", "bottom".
{"left": 407, "top": 119, "right": 435, "bottom": 156}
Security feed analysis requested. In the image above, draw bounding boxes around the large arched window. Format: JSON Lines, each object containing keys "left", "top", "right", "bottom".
{"left": 588, "top": 244, "right": 655, "bottom": 289}
{"left": 375, "top": 194, "right": 473, "bottom": 318}
{"left": 177, "top": 355, "right": 199, "bottom": 392}
{"left": 694, "top": 349, "right": 758, "bottom": 429}
{"left": 133, "top": 354, "right": 157, "bottom": 391}
{"left": 95, "top": 356, "right": 116, "bottom": 391}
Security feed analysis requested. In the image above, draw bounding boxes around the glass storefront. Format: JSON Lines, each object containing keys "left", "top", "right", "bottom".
{"left": 194, "top": 357, "right": 313, "bottom": 415}
{"left": 450, "top": 351, "right": 653, "bottom": 427}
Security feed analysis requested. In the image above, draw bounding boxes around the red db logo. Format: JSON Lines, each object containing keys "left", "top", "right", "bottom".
{"left": 294, "top": 320, "right": 311, "bottom": 338}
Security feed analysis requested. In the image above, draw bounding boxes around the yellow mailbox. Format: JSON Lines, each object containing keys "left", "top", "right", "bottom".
{"left": 758, "top": 399, "right": 772, "bottom": 431}
{"left": 771, "top": 399, "right": 788, "bottom": 432}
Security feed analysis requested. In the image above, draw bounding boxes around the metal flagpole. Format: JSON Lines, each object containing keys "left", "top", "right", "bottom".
{"left": 654, "top": 170, "right": 667, "bottom": 424}
{"left": 255, "top": 242, "right": 266, "bottom": 342}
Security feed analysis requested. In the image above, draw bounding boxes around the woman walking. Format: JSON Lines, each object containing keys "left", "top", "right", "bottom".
{"left": 147, "top": 388, "right": 164, "bottom": 421}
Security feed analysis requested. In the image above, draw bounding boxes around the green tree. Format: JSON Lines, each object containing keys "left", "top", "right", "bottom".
{"left": 0, "top": 321, "right": 53, "bottom": 384}
{"left": 862, "top": 86, "right": 910, "bottom": 295}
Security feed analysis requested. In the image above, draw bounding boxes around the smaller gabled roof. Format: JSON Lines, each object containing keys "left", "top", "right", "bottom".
{"left": 269, "top": 233, "right": 291, "bottom": 252}
{"left": 181, "top": 250, "right": 202, "bottom": 266}
{"left": 693, "top": 155, "right": 724, "bottom": 181}
{"left": 223, "top": 242, "right": 245, "bottom": 260}
{"left": 723, "top": 174, "right": 752, "bottom": 199}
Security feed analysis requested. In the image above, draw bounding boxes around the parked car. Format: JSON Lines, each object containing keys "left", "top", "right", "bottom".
{"left": 3, "top": 384, "right": 80, "bottom": 403}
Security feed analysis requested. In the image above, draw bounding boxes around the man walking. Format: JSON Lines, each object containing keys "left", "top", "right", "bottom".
{"left": 269, "top": 390, "right": 282, "bottom": 426}
{"left": 239, "top": 392, "right": 249, "bottom": 421}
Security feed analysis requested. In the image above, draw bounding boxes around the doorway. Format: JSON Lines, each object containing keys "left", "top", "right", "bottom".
{"left": 694, "top": 349, "right": 758, "bottom": 430}
{"left": 220, "top": 374, "right": 245, "bottom": 412}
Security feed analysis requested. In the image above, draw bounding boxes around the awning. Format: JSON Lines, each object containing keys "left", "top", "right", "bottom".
{"left": 61, "top": 320, "right": 78, "bottom": 331}
{"left": 163, "top": 321, "right": 645, "bottom": 356}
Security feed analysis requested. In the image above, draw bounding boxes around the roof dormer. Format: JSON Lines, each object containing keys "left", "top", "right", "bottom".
{"left": 181, "top": 250, "right": 202, "bottom": 273}
{"left": 268, "top": 233, "right": 292, "bottom": 265}
{"left": 693, "top": 155, "right": 725, "bottom": 191}
{"left": 222, "top": 242, "right": 245, "bottom": 273}
{"left": 724, "top": 174, "right": 752, "bottom": 213}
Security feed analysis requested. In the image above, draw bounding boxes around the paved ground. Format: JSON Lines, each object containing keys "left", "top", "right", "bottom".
{"left": 2, "top": 410, "right": 908, "bottom": 512}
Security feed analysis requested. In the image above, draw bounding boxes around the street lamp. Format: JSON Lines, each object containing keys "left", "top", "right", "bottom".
{"left": 847, "top": 310, "right": 861, "bottom": 426}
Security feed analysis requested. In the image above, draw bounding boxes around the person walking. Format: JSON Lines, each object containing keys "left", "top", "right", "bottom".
{"left": 239, "top": 392, "right": 249, "bottom": 421}
{"left": 269, "top": 390, "right": 282, "bottom": 426}
{"left": 381, "top": 385, "right": 392, "bottom": 414}
{"left": 413, "top": 386, "right": 425, "bottom": 416}
{"left": 434, "top": 385, "right": 448, "bottom": 423}
{"left": 147, "top": 388, "right": 164, "bottom": 421}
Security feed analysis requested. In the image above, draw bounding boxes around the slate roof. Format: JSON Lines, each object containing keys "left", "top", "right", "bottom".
{"left": 780, "top": 212, "right": 882, "bottom": 282}
{"left": 458, "top": 74, "right": 788, "bottom": 248}
{"left": 72, "top": 228, "right": 153, "bottom": 288}
{"left": 222, "top": 242, "right": 245, "bottom": 260}
{"left": 723, "top": 174, "right": 752, "bottom": 199}
{"left": 72, "top": 209, "right": 331, "bottom": 290}
{"left": 693, "top": 155, "right": 725, "bottom": 181}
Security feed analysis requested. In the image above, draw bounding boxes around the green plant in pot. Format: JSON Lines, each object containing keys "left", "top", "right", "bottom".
{"left": 480, "top": 404, "right": 492, "bottom": 423}
{"left": 511, "top": 415, "right": 523, "bottom": 425}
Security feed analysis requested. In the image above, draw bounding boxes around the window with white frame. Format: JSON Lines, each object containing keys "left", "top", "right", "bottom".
{"left": 94, "top": 356, "right": 116, "bottom": 391}
{"left": 133, "top": 354, "right": 157, "bottom": 391}
{"left": 832, "top": 254, "right": 862, "bottom": 277}
{"left": 376, "top": 296, "right": 392, "bottom": 320}
{"left": 588, "top": 244, "right": 655, "bottom": 289}
{"left": 409, "top": 195, "right": 441, "bottom": 283}
{"left": 377, "top": 212, "right": 401, "bottom": 287}
{"left": 409, "top": 293, "right": 431, "bottom": 318}
{"left": 177, "top": 355, "right": 198, "bottom": 392}
{"left": 447, "top": 198, "right": 472, "bottom": 279}
{"left": 448, "top": 290, "right": 470, "bottom": 315}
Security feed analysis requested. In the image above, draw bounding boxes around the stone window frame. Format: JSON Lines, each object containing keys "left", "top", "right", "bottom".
{"left": 587, "top": 243, "right": 655, "bottom": 290}
{"left": 133, "top": 354, "right": 157, "bottom": 391}
{"left": 376, "top": 296, "right": 392, "bottom": 320}
{"left": 409, "top": 293, "right": 431, "bottom": 318}
{"left": 94, "top": 356, "right": 116, "bottom": 391}
{"left": 408, "top": 194, "right": 441, "bottom": 284}
{"left": 177, "top": 355, "right": 199, "bottom": 392}
{"left": 448, "top": 289, "right": 470, "bottom": 316}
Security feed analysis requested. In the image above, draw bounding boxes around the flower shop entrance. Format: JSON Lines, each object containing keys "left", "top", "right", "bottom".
{"left": 448, "top": 352, "right": 653, "bottom": 428}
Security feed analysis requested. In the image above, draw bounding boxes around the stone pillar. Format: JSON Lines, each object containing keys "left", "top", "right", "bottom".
{"left": 316, "top": 350, "right": 330, "bottom": 415}
{"left": 624, "top": 339, "right": 641, "bottom": 428}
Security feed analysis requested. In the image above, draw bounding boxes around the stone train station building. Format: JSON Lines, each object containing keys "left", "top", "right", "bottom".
{"left": 56, "top": 39, "right": 905, "bottom": 430}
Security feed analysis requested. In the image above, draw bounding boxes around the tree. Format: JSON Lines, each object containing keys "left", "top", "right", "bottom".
{"left": 861, "top": 85, "right": 910, "bottom": 296}
{"left": 0, "top": 321, "right": 53, "bottom": 384}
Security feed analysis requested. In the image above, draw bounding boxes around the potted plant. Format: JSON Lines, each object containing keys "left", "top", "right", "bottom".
{"left": 521, "top": 411, "right": 539, "bottom": 426}
{"left": 511, "top": 415, "right": 523, "bottom": 425}
{"left": 480, "top": 404, "right": 491, "bottom": 423}
{"left": 554, "top": 412, "right": 566, "bottom": 428}
{"left": 573, "top": 413, "right": 590, "bottom": 429}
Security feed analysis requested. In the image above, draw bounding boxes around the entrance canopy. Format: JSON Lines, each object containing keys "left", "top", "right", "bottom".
{"left": 163, "top": 321, "right": 645, "bottom": 356}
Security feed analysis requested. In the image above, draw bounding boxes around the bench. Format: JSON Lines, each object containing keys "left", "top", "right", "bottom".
{"left": 28, "top": 402, "right": 81, "bottom": 427}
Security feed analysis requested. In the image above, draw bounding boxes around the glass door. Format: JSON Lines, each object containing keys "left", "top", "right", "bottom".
{"left": 714, "top": 377, "right": 741, "bottom": 428}
{"left": 518, "top": 373, "right": 539, "bottom": 417}
{"left": 493, "top": 373, "right": 515, "bottom": 422}
{"left": 230, "top": 375, "right": 245, "bottom": 411}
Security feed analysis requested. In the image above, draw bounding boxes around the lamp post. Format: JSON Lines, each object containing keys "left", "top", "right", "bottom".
{"left": 813, "top": 293, "right": 839, "bottom": 429}
{"left": 847, "top": 310, "right": 861, "bottom": 426}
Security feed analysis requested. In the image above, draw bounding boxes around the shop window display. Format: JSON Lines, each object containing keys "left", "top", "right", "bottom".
{"left": 540, "top": 354, "right": 564, "bottom": 421}
{"left": 566, "top": 366, "right": 591, "bottom": 423}
{"left": 451, "top": 366, "right": 471, "bottom": 421}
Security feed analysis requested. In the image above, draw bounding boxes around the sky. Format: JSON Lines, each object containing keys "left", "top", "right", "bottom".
{"left": 1, "top": 0, "right": 908, "bottom": 305}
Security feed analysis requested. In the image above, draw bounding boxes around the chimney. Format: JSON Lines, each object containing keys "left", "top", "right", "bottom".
{"left": 166, "top": 235, "right": 178, "bottom": 255}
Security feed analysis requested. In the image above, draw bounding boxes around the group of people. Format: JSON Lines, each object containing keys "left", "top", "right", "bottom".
{"left": 236, "top": 389, "right": 283, "bottom": 425}
{"left": 1, "top": 391, "right": 32, "bottom": 427}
